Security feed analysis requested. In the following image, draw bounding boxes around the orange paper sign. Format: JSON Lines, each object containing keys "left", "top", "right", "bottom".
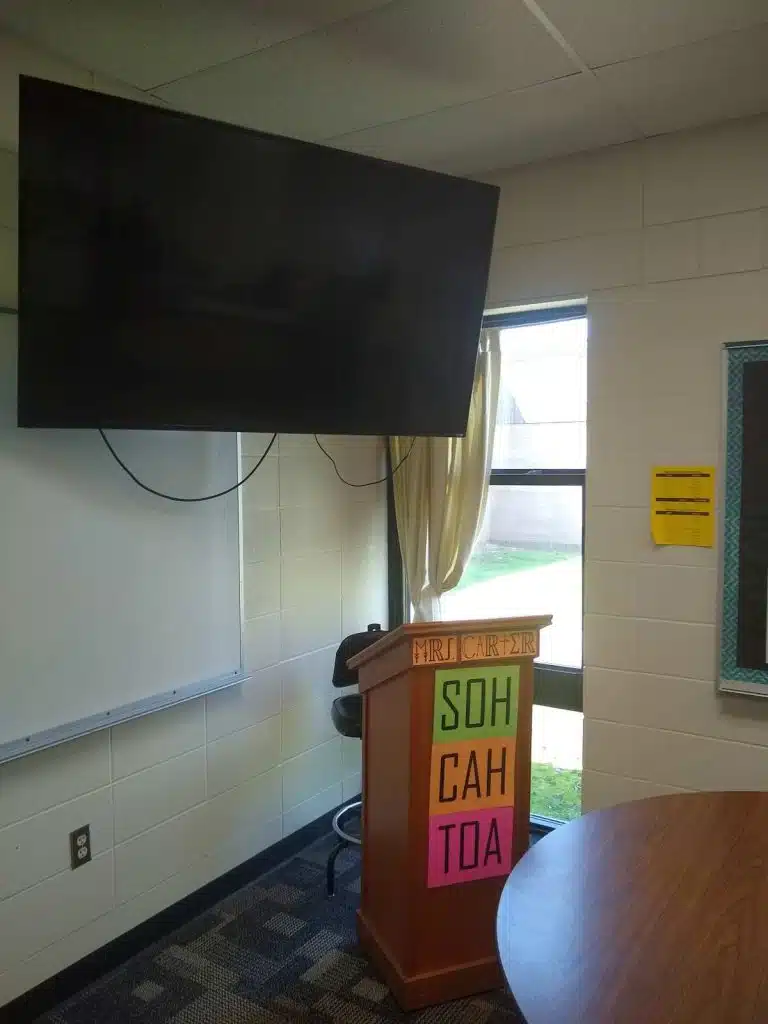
{"left": 412, "top": 635, "right": 457, "bottom": 665}
{"left": 460, "top": 631, "right": 538, "bottom": 661}
{"left": 429, "top": 736, "right": 515, "bottom": 815}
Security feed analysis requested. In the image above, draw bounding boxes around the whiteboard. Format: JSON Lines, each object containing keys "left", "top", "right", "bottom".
{"left": 0, "top": 314, "right": 243, "bottom": 761}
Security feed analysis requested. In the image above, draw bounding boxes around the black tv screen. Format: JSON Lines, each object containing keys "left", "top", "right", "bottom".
{"left": 17, "top": 76, "right": 498, "bottom": 436}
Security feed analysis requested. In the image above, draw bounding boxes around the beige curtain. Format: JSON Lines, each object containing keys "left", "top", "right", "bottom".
{"left": 391, "top": 328, "right": 501, "bottom": 621}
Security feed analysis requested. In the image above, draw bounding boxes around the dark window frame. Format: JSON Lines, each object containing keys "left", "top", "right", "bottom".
{"left": 387, "top": 303, "right": 586, "bottom": 713}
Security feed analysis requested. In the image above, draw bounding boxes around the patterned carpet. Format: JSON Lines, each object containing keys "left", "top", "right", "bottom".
{"left": 39, "top": 831, "right": 525, "bottom": 1024}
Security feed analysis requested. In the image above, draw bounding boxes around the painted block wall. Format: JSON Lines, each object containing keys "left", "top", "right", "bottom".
{"left": 486, "top": 113, "right": 768, "bottom": 813}
{"left": 0, "top": 37, "right": 386, "bottom": 1008}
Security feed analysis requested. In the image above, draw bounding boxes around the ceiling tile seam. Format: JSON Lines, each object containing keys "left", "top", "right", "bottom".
{"left": 517, "top": 0, "right": 590, "bottom": 75}
{"left": 105, "top": 82, "right": 171, "bottom": 108}
{"left": 320, "top": 70, "right": 586, "bottom": 146}
{"left": 518, "top": 0, "right": 647, "bottom": 142}
{"left": 143, "top": 0, "right": 400, "bottom": 91}
{"left": 588, "top": 21, "right": 768, "bottom": 73}
{"left": 0, "top": 22, "right": 171, "bottom": 111}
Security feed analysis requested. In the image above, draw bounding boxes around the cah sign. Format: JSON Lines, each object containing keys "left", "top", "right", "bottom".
{"left": 427, "top": 665, "right": 519, "bottom": 888}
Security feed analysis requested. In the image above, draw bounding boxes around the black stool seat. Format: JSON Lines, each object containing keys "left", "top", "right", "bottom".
{"left": 331, "top": 694, "right": 362, "bottom": 739}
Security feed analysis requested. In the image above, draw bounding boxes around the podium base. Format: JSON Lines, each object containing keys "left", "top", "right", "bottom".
{"left": 357, "top": 911, "right": 502, "bottom": 1010}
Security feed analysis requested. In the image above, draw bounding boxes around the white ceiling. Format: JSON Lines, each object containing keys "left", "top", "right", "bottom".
{"left": 1, "top": 0, "right": 767, "bottom": 175}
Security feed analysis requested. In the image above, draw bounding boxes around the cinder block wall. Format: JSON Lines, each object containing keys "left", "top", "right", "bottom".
{"left": 487, "top": 114, "right": 768, "bottom": 811}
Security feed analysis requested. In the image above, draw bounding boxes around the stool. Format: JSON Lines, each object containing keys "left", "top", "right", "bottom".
{"left": 326, "top": 624, "right": 385, "bottom": 896}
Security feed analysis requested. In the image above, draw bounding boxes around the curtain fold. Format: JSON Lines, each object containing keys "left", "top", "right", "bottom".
{"left": 391, "top": 328, "right": 501, "bottom": 621}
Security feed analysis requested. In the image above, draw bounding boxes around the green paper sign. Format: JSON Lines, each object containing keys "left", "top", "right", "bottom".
{"left": 432, "top": 665, "right": 519, "bottom": 743}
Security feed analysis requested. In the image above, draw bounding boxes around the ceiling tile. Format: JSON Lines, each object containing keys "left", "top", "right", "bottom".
{"left": 155, "top": 0, "right": 575, "bottom": 140}
{"left": 536, "top": 0, "right": 768, "bottom": 69}
{"left": 0, "top": 0, "right": 391, "bottom": 90}
{"left": 0, "top": 31, "right": 91, "bottom": 149}
{"left": 326, "top": 73, "right": 637, "bottom": 175}
{"left": 595, "top": 24, "right": 768, "bottom": 138}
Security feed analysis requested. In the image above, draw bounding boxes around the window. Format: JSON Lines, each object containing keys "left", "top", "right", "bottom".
{"left": 469, "top": 305, "right": 587, "bottom": 823}
{"left": 387, "top": 303, "right": 586, "bottom": 824}
{"left": 440, "top": 307, "right": 586, "bottom": 678}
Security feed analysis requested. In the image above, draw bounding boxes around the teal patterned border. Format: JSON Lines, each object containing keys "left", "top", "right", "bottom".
{"left": 721, "top": 343, "right": 768, "bottom": 686}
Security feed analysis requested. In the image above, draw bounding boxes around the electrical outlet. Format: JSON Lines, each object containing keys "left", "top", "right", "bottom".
{"left": 69, "top": 824, "right": 91, "bottom": 870}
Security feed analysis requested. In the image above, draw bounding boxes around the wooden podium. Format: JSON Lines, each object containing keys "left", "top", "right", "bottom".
{"left": 348, "top": 615, "right": 552, "bottom": 1010}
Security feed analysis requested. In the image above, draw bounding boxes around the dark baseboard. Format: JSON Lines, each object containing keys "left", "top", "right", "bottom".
{"left": 1, "top": 803, "right": 352, "bottom": 1024}
{"left": 3, "top": 808, "right": 547, "bottom": 1023}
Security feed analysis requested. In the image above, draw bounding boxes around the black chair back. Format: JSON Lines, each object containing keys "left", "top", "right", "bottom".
{"left": 332, "top": 623, "right": 386, "bottom": 687}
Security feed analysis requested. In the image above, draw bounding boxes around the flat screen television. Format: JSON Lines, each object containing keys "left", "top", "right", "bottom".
{"left": 17, "top": 76, "right": 499, "bottom": 436}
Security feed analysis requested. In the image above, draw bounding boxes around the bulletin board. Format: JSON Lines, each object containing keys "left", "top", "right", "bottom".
{"left": 719, "top": 342, "right": 768, "bottom": 696}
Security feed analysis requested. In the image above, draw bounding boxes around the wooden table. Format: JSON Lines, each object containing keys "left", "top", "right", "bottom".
{"left": 497, "top": 793, "right": 768, "bottom": 1024}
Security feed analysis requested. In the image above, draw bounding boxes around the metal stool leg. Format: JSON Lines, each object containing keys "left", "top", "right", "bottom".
{"left": 326, "top": 800, "right": 362, "bottom": 897}
{"left": 326, "top": 839, "right": 349, "bottom": 897}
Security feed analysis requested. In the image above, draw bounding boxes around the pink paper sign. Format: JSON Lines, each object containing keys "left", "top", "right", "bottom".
{"left": 427, "top": 806, "right": 514, "bottom": 888}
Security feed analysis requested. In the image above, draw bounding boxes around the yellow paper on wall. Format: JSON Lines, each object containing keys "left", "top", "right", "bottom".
{"left": 651, "top": 466, "right": 715, "bottom": 547}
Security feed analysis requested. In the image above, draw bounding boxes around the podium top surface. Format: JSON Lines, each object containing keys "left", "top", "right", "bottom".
{"left": 347, "top": 615, "right": 553, "bottom": 676}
